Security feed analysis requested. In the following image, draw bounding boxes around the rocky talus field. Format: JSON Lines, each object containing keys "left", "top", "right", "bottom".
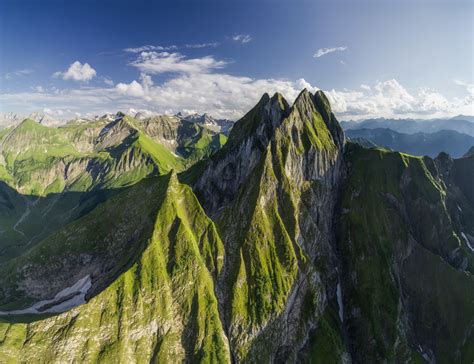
{"left": 0, "top": 90, "right": 473, "bottom": 363}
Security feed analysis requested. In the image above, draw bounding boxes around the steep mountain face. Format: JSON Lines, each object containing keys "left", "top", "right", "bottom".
{"left": 346, "top": 127, "right": 474, "bottom": 158}
{"left": 338, "top": 144, "right": 474, "bottom": 362}
{"left": 0, "top": 91, "right": 473, "bottom": 363}
{"left": 186, "top": 89, "right": 346, "bottom": 362}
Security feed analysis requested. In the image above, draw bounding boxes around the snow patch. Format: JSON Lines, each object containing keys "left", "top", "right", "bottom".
{"left": 0, "top": 275, "right": 92, "bottom": 315}
{"left": 457, "top": 205, "right": 462, "bottom": 212}
{"left": 461, "top": 232, "right": 474, "bottom": 252}
{"left": 337, "top": 282, "right": 344, "bottom": 322}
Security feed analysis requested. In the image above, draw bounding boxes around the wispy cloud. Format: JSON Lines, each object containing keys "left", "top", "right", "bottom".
{"left": 123, "top": 45, "right": 178, "bottom": 53}
{"left": 185, "top": 42, "right": 220, "bottom": 49}
{"left": 53, "top": 61, "right": 97, "bottom": 82}
{"left": 453, "top": 79, "right": 474, "bottom": 96}
{"left": 101, "top": 77, "right": 114, "bottom": 86}
{"left": 124, "top": 42, "right": 220, "bottom": 53}
{"left": 129, "top": 52, "right": 228, "bottom": 75}
{"left": 4, "top": 68, "right": 34, "bottom": 79}
{"left": 232, "top": 34, "right": 252, "bottom": 44}
{"left": 313, "top": 46, "right": 347, "bottom": 58}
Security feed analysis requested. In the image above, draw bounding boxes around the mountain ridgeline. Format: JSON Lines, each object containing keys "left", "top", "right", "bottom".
{"left": 0, "top": 90, "right": 473, "bottom": 363}
{"left": 345, "top": 128, "right": 474, "bottom": 158}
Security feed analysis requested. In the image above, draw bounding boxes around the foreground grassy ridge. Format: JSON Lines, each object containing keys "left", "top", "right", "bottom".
{"left": 338, "top": 143, "right": 474, "bottom": 363}
{"left": 0, "top": 174, "right": 229, "bottom": 362}
{"left": 0, "top": 176, "right": 169, "bottom": 310}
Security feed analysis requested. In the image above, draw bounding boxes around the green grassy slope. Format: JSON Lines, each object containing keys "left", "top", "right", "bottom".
{"left": 0, "top": 116, "right": 185, "bottom": 195}
{"left": 0, "top": 173, "right": 230, "bottom": 362}
{"left": 0, "top": 116, "right": 186, "bottom": 263}
{"left": 337, "top": 143, "right": 474, "bottom": 363}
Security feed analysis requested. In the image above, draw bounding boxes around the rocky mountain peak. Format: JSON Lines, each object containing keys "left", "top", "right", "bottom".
{"left": 191, "top": 89, "right": 343, "bottom": 215}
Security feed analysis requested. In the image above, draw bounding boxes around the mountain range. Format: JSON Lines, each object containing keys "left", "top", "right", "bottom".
{"left": 0, "top": 90, "right": 473, "bottom": 363}
{"left": 341, "top": 116, "right": 474, "bottom": 137}
{"left": 345, "top": 128, "right": 474, "bottom": 158}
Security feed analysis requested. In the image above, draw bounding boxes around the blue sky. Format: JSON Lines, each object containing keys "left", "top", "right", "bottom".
{"left": 0, "top": 0, "right": 473, "bottom": 121}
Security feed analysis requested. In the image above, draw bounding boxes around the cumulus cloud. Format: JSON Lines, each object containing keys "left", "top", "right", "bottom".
{"left": 326, "top": 79, "right": 474, "bottom": 120}
{"left": 53, "top": 61, "right": 97, "bottom": 82}
{"left": 232, "top": 34, "right": 252, "bottom": 44}
{"left": 2, "top": 51, "right": 473, "bottom": 122}
{"left": 130, "top": 52, "right": 228, "bottom": 75}
{"left": 116, "top": 81, "right": 145, "bottom": 98}
{"left": 313, "top": 46, "right": 347, "bottom": 58}
{"left": 115, "top": 73, "right": 315, "bottom": 119}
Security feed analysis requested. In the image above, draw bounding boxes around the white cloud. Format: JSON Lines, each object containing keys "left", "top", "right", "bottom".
{"left": 130, "top": 52, "right": 228, "bottom": 75}
{"left": 454, "top": 79, "right": 474, "bottom": 96}
{"left": 313, "top": 46, "right": 347, "bottom": 58}
{"left": 53, "top": 61, "right": 97, "bottom": 82}
{"left": 124, "top": 45, "right": 178, "bottom": 53}
{"left": 185, "top": 42, "right": 220, "bottom": 49}
{"left": 114, "top": 71, "right": 315, "bottom": 119}
{"left": 123, "top": 43, "right": 220, "bottom": 53}
{"left": 326, "top": 78, "right": 474, "bottom": 120}
{"left": 2, "top": 51, "right": 473, "bottom": 122}
{"left": 4, "top": 69, "right": 34, "bottom": 79}
{"left": 33, "top": 86, "right": 45, "bottom": 93}
{"left": 116, "top": 81, "right": 145, "bottom": 98}
{"left": 15, "top": 69, "right": 34, "bottom": 76}
{"left": 102, "top": 77, "right": 114, "bottom": 86}
{"left": 232, "top": 34, "right": 252, "bottom": 44}
{"left": 43, "top": 107, "right": 64, "bottom": 116}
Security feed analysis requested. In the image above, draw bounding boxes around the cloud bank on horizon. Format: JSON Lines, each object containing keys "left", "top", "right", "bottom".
{"left": 1, "top": 48, "right": 473, "bottom": 123}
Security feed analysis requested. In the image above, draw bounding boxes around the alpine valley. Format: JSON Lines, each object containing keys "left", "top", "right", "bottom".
{"left": 0, "top": 90, "right": 473, "bottom": 364}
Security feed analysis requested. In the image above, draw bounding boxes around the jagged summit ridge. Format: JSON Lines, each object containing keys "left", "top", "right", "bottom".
{"left": 192, "top": 89, "right": 344, "bottom": 215}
